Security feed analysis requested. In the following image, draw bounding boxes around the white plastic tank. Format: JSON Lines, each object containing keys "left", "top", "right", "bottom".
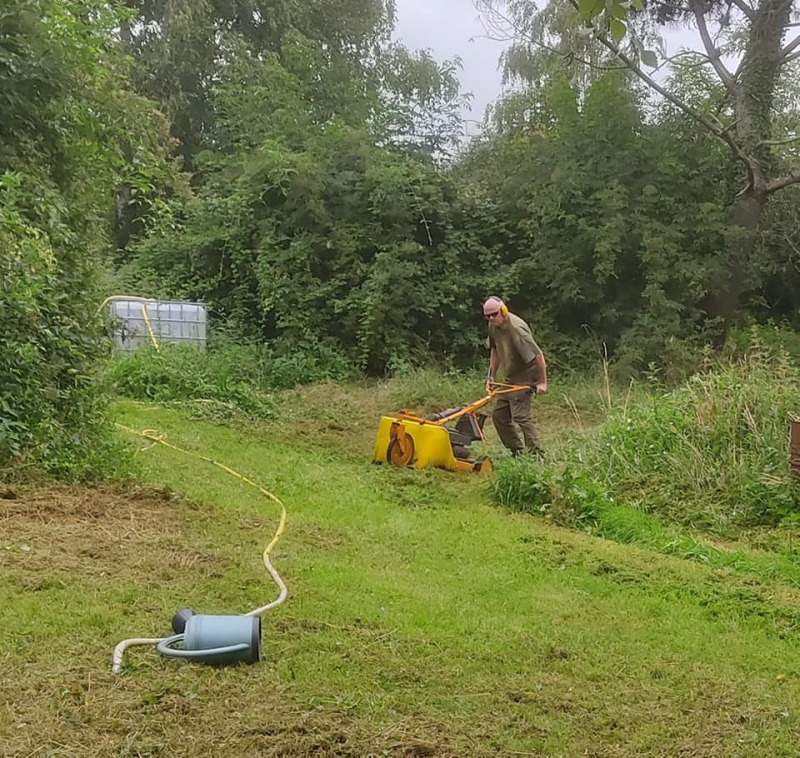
{"left": 108, "top": 298, "right": 207, "bottom": 351}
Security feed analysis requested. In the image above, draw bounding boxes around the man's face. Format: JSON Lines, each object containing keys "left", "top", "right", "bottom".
{"left": 483, "top": 301, "right": 507, "bottom": 327}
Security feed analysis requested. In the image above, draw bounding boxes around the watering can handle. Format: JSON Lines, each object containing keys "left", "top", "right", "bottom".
{"left": 156, "top": 634, "right": 251, "bottom": 660}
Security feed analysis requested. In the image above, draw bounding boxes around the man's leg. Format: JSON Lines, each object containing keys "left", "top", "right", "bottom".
{"left": 508, "top": 390, "right": 544, "bottom": 456}
{"left": 492, "top": 394, "right": 523, "bottom": 453}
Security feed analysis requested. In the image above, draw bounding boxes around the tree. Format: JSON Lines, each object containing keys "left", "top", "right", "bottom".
{"left": 119, "top": 0, "right": 396, "bottom": 167}
{"left": 454, "top": 72, "right": 735, "bottom": 371}
{"left": 0, "top": 0, "right": 174, "bottom": 476}
{"left": 477, "top": 0, "right": 800, "bottom": 341}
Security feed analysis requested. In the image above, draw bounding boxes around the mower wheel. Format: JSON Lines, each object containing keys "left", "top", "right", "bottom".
{"left": 387, "top": 435, "right": 415, "bottom": 467}
{"left": 472, "top": 455, "right": 493, "bottom": 475}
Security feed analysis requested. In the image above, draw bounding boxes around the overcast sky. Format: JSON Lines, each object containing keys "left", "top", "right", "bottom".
{"left": 392, "top": 0, "right": 704, "bottom": 137}
{"left": 392, "top": 0, "right": 506, "bottom": 136}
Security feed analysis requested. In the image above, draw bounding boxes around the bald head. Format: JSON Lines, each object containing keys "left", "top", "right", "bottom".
{"left": 483, "top": 297, "right": 508, "bottom": 326}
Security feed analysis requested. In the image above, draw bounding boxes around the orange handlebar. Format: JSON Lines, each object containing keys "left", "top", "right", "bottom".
{"left": 485, "top": 381, "right": 531, "bottom": 396}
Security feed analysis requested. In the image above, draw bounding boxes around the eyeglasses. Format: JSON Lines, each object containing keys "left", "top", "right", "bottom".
{"left": 484, "top": 311, "right": 501, "bottom": 320}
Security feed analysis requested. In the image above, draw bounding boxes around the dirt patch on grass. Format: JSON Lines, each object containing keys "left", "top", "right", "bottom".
{"left": 0, "top": 483, "right": 229, "bottom": 583}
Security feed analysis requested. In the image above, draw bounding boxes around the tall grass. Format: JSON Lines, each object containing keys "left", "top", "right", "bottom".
{"left": 589, "top": 348, "right": 800, "bottom": 528}
{"left": 492, "top": 452, "right": 800, "bottom": 585}
{"left": 494, "top": 343, "right": 800, "bottom": 534}
{"left": 107, "top": 338, "right": 355, "bottom": 419}
{"left": 107, "top": 345, "right": 274, "bottom": 419}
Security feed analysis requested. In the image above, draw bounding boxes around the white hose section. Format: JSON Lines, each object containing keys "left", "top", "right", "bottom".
{"left": 111, "top": 553, "right": 288, "bottom": 673}
{"left": 245, "top": 553, "right": 288, "bottom": 616}
{"left": 112, "top": 638, "right": 164, "bottom": 674}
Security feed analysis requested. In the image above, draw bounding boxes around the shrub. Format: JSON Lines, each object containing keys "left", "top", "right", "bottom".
{"left": 0, "top": 206, "right": 120, "bottom": 480}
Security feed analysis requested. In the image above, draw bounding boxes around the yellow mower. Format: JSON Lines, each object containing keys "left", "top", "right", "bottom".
{"left": 373, "top": 382, "right": 529, "bottom": 475}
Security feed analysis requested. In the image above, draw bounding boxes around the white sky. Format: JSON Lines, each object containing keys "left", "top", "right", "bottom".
{"left": 392, "top": 0, "right": 507, "bottom": 136}
{"left": 392, "top": 0, "right": 705, "bottom": 137}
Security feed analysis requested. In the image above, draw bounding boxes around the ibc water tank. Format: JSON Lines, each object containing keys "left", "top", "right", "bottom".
{"left": 108, "top": 299, "right": 207, "bottom": 351}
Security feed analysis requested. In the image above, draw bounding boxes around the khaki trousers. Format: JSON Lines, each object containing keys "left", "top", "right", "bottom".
{"left": 492, "top": 388, "right": 543, "bottom": 455}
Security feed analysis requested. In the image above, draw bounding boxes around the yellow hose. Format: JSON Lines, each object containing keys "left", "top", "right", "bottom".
{"left": 111, "top": 423, "right": 288, "bottom": 672}
{"left": 97, "top": 295, "right": 160, "bottom": 351}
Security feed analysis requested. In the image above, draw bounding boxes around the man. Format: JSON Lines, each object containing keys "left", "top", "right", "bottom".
{"left": 483, "top": 296, "right": 547, "bottom": 457}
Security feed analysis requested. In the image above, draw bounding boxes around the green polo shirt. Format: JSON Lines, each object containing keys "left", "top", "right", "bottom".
{"left": 488, "top": 313, "right": 541, "bottom": 384}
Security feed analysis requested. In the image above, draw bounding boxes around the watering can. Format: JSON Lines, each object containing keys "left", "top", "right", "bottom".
{"left": 156, "top": 609, "right": 262, "bottom": 665}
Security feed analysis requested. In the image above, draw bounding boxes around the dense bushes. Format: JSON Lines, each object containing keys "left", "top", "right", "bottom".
{"left": 0, "top": 204, "right": 111, "bottom": 478}
{"left": 0, "top": 0, "right": 174, "bottom": 479}
{"left": 122, "top": 71, "right": 800, "bottom": 376}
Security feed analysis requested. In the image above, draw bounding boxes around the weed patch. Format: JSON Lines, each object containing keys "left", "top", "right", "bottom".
{"left": 107, "top": 345, "right": 276, "bottom": 419}
{"left": 585, "top": 350, "right": 800, "bottom": 528}
{"left": 494, "top": 348, "right": 800, "bottom": 564}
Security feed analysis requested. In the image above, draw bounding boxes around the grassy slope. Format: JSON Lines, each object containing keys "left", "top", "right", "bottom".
{"left": 1, "top": 385, "right": 799, "bottom": 756}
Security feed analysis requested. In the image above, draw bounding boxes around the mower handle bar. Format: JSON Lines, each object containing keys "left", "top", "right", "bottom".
{"left": 394, "top": 382, "right": 532, "bottom": 428}
{"left": 485, "top": 381, "right": 532, "bottom": 396}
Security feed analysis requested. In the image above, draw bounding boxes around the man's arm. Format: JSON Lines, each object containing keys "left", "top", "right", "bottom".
{"left": 488, "top": 348, "right": 500, "bottom": 383}
{"left": 533, "top": 352, "right": 547, "bottom": 394}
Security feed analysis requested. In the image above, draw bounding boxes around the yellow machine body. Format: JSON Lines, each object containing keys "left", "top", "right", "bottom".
{"left": 373, "top": 383, "right": 529, "bottom": 475}
{"left": 373, "top": 417, "right": 492, "bottom": 474}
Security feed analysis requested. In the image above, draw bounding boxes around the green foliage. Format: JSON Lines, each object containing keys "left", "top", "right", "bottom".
{"left": 727, "top": 322, "right": 800, "bottom": 364}
{"left": 119, "top": 0, "right": 394, "bottom": 166}
{"left": 107, "top": 339, "right": 354, "bottom": 419}
{"left": 0, "top": 195, "right": 113, "bottom": 478}
{"left": 107, "top": 346, "right": 275, "bottom": 420}
{"left": 121, "top": 15, "right": 800, "bottom": 378}
{"left": 588, "top": 349, "right": 800, "bottom": 527}
{"left": 460, "top": 73, "right": 730, "bottom": 371}
{"left": 494, "top": 349, "right": 800, "bottom": 536}
{"left": 128, "top": 128, "right": 485, "bottom": 373}
{"left": 0, "top": 0, "right": 173, "bottom": 480}
{"left": 5, "top": 0, "right": 800, "bottom": 483}
{"left": 125, "top": 69, "right": 743, "bottom": 376}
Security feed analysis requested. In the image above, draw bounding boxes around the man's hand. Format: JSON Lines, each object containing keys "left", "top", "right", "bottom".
{"left": 534, "top": 382, "right": 547, "bottom": 395}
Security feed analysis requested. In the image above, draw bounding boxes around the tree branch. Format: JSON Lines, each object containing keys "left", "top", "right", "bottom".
{"left": 481, "top": 2, "right": 627, "bottom": 72}
{"left": 538, "top": 40, "right": 628, "bottom": 72}
{"left": 690, "top": 0, "right": 737, "bottom": 92}
{"left": 781, "top": 34, "right": 800, "bottom": 60}
{"left": 757, "top": 134, "right": 800, "bottom": 148}
{"left": 728, "top": 0, "right": 755, "bottom": 20}
{"left": 651, "top": 49, "right": 712, "bottom": 74}
{"left": 565, "top": 0, "right": 756, "bottom": 186}
{"left": 765, "top": 171, "right": 800, "bottom": 193}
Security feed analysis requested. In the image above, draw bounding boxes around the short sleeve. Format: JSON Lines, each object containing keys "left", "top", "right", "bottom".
{"left": 513, "top": 325, "right": 540, "bottom": 365}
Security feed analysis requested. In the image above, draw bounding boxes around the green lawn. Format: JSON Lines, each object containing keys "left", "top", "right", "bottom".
{"left": 1, "top": 396, "right": 799, "bottom": 756}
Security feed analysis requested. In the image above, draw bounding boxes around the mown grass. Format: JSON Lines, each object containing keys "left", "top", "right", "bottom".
{"left": 3, "top": 390, "right": 800, "bottom": 757}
